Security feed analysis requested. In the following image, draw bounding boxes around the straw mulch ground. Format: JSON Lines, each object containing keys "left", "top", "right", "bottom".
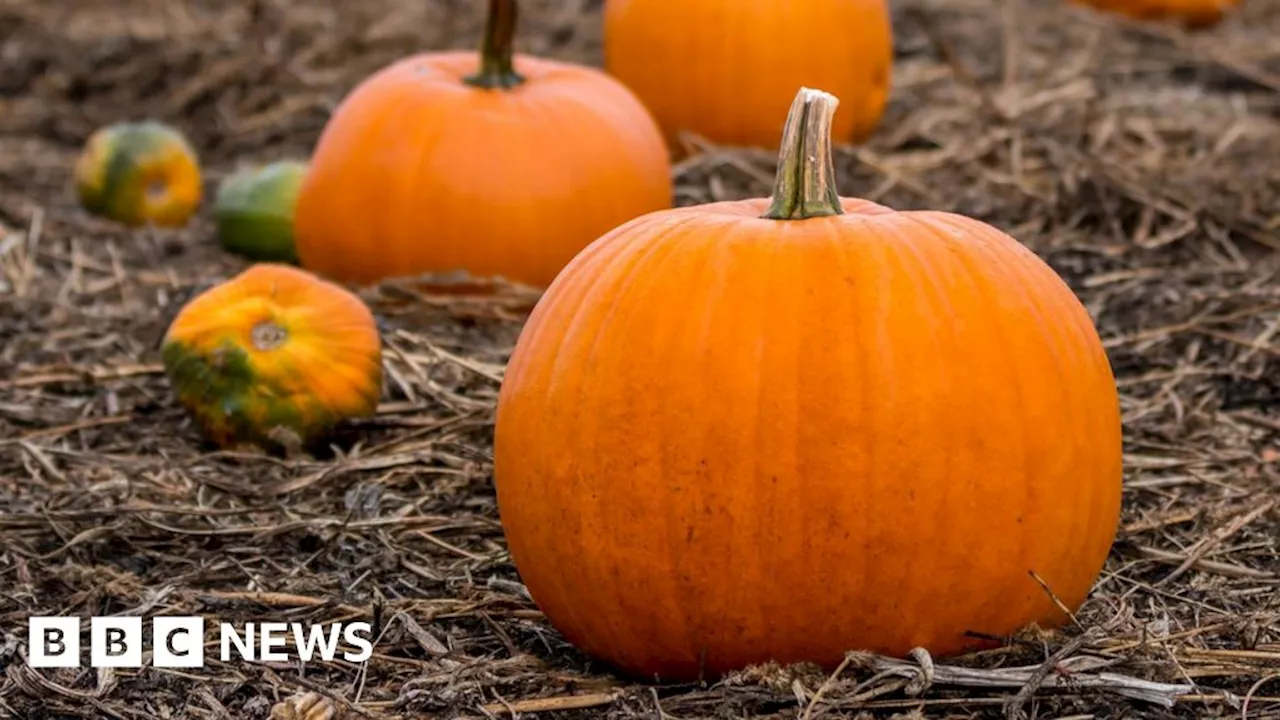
{"left": 2, "top": 0, "right": 1280, "bottom": 718}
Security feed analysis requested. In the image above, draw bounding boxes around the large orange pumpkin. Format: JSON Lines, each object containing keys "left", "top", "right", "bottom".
{"left": 161, "top": 264, "right": 382, "bottom": 452}
{"left": 293, "top": 0, "right": 672, "bottom": 289}
{"left": 1068, "top": 0, "right": 1238, "bottom": 27}
{"left": 603, "top": 0, "right": 892, "bottom": 154}
{"left": 493, "top": 87, "right": 1123, "bottom": 681}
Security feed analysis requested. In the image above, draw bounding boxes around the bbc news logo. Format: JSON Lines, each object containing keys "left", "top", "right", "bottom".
{"left": 28, "top": 617, "right": 374, "bottom": 668}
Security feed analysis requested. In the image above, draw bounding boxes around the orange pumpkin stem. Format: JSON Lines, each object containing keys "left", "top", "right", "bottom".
{"left": 762, "top": 87, "right": 844, "bottom": 221}
{"left": 464, "top": 0, "right": 525, "bottom": 90}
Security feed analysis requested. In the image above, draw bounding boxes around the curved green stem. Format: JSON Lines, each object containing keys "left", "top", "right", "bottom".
{"left": 762, "top": 87, "right": 844, "bottom": 220}
{"left": 463, "top": 0, "right": 525, "bottom": 90}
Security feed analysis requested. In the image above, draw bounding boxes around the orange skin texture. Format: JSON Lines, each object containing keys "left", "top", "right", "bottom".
{"left": 293, "top": 51, "right": 673, "bottom": 289}
{"left": 603, "top": 0, "right": 893, "bottom": 152}
{"left": 1069, "top": 0, "right": 1239, "bottom": 26}
{"left": 494, "top": 198, "right": 1124, "bottom": 682}
{"left": 161, "top": 264, "right": 382, "bottom": 451}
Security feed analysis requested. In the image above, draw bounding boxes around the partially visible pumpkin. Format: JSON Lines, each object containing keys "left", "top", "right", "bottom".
{"left": 293, "top": 0, "right": 672, "bottom": 289}
{"left": 1068, "top": 0, "right": 1238, "bottom": 27}
{"left": 215, "top": 160, "right": 309, "bottom": 264}
{"left": 603, "top": 0, "right": 892, "bottom": 154}
{"left": 161, "top": 263, "right": 382, "bottom": 452}
{"left": 493, "top": 87, "right": 1123, "bottom": 681}
{"left": 74, "top": 121, "right": 203, "bottom": 227}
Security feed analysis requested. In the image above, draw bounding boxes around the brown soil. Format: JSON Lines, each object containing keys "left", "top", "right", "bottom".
{"left": 2, "top": 0, "right": 1280, "bottom": 718}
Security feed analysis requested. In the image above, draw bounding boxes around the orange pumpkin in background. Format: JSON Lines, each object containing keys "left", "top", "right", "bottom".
{"left": 1068, "top": 0, "right": 1239, "bottom": 27}
{"left": 293, "top": 0, "right": 672, "bottom": 289}
{"left": 161, "top": 264, "right": 382, "bottom": 452}
{"left": 603, "top": 0, "right": 892, "bottom": 154}
{"left": 493, "top": 87, "right": 1123, "bottom": 681}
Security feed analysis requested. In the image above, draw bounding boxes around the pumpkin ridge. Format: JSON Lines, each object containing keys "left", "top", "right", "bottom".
{"left": 939, "top": 222, "right": 1041, "bottom": 641}
{"left": 920, "top": 225, "right": 988, "bottom": 638}
{"left": 535, "top": 215, "right": 704, "bottom": 657}
{"left": 857, "top": 230, "right": 907, "bottom": 646}
{"left": 1005, "top": 258, "right": 1102, "bottom": 611}
{"left": 395, "top": 90, "right": 462, "bottom": 278}
{"left": 494, "top": 224, "right": 642, "bottom": 647}
{"left": 267, "top": 323, "right": 378, "bottom": 392}
{"left": 612, "top": 247, "right": 713, "bottom": 667}
{"left": 871, "top": 218, "right": 963, "bottom": 641}
{"left": 498, "top": 206, "right": 652, "bottom": 416}
{"left": 366, "top": 82, "right": 419, "bottom": 274}
{"left": 290, "top": 349, "right": 381, "bottom": 413}
{"left": 501, "top": 94, "right": 564, "bottom": 278}
{"left": 284, "top": 300, "right": 378, "bottom": 338}
{"left": 656, "top": 223, "right": 750, "bottom": 660}
{"left": 313, "top": 77, "right": 418, "bottom": 281}
{"left": 814, "top": 218, "right": 872, "bottom": 642}
{"left": 939, "top": 213, "right": 1113, "bottom": 629}
{"left": 1063, "top": 277, "right": 1124, "bottom": 569}
{"left": 760, "top": 222, "right": 810, "bottom": 656}
{"left": 552, "top": 214, "right": 706, "bottom": 381}
{"left": 909, "top": 214, "right": 1041, "bottom": 636}
{"left": 1000, "top": 245, "right": 1120, "bottom": 599}
{"left": 724, "top": 225, "right": 775, "bottom": 655}
{"left": 675, "top": 228, "right": 778, "bottom": 665}
{"left": 511, "top": 84, "right": 666, "bottom": 283}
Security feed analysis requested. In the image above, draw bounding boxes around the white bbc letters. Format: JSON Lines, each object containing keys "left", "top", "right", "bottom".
{"left": 153, "top": 617, "right": 205, "bottom": 668}
{"left": 28, "top": 617, "right": 81, "bottom": 668}
{"left": 90, "top": 617, "right": 143, "bottom": 667}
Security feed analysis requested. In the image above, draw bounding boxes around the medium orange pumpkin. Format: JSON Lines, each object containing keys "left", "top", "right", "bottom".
{"left": 161, "top": 263, "right": 382, "bottom": 452}
{"left": 1068, "top": 0, "right": 1238, "bottom": 27}
{"left": 293, "top": 0, "right": 672, "bottom": 289}
{"left": 603, "top": 0, "right": 892, "bottom": 154}
{"left": 493, "top": 87, "right": 1123, "bottom": 681}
